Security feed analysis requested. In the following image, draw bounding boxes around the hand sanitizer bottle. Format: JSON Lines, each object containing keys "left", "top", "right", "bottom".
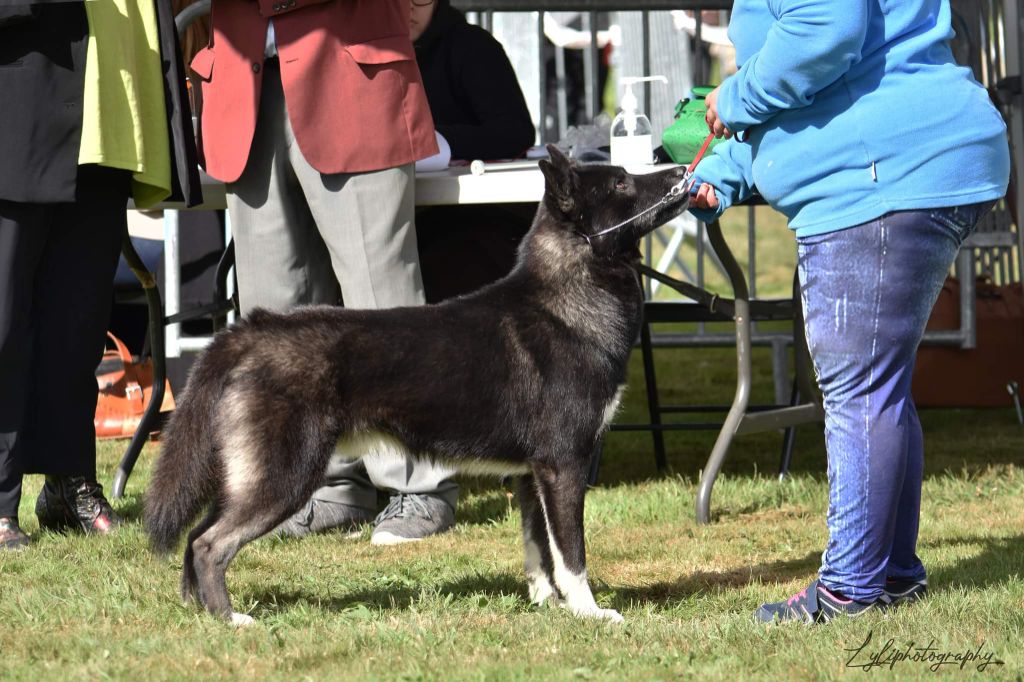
{"left": 611, "top": 76, "right": 667, "bottom": 166}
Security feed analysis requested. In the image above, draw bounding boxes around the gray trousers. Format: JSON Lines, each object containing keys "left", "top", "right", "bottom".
{"left": 226, "top": 62, "right": 458, "bottom": 513}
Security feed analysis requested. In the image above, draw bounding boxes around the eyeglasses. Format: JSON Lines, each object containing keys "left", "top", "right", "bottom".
{"left": 411, "top": 0, "right": 434, "bottom": 6}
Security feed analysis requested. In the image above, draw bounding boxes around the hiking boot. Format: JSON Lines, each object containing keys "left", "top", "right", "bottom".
{"left": 754, "top": 579, "right": 882, "bottom": 624}
{"left": 35, "top": 476, "right": 120, "bottom": 534}
{"left": 275, "top": 498, "right": 375, "bottom": 538}
{"left": 0, "top": 517, "right": 29, "bottom": 550}
{"left": 371, "top": 493, "right": 455, "bottom": 546}
{"left": 884, "top": 576, "right": 928, "bottom": 606}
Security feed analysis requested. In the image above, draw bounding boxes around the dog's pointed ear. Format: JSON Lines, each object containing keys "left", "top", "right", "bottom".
{"left": 539, "top": 145, "right": 578, "bottom": 217}
{"left": 545, "top": 144, "right": 571, "bottom": 168}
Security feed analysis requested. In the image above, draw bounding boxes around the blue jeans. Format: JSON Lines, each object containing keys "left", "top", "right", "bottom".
{"left": 796, "top": 201, "right": 994, "bottom": 601}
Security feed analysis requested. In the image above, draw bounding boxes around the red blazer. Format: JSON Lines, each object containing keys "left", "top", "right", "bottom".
{"left": 190, "top": 0, "right": 438, "bottom": 183}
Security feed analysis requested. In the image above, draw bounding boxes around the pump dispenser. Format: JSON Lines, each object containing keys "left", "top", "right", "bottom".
{"left": 611, "top": 76, "right": 667, "bottom": 166}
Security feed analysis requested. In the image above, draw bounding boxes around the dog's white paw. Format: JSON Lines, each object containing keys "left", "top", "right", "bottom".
{"left": 598, "top": 608, "right": 625, "bottom": 623}
{"left": 231, "top": 612, "right": 255, "bottom": 627}
{"left": 588, "top": 607, "right": 625, "bottom": 624}
{"left": 563, "top": 604, "right": 625, "bottom": 624}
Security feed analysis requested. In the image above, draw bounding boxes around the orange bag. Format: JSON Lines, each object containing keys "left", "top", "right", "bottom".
{"left": 94, "top": 332, "right": 175, "bottom": 439}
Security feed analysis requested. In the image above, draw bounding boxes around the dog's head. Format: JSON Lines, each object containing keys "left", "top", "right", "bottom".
{"left": 538, "top": 145, "right": 691, "bottom": 258}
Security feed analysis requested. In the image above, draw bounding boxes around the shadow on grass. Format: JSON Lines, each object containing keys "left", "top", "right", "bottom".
{"left": 239, "top": 552, "right": 822, "bottom": 619}
{"left": 245, "top": 571, "right": 528, "bottom": 618}
{"left": 609, "top": 551, "right": 820, "bottom": 609}
{"left": 924, "top": 534, "right": 1024, "bottom": 592}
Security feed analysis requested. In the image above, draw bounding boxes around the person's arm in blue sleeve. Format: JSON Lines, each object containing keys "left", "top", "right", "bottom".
{"left": 687, "top": 139, "right": 755, "bottom": 223}
{"left": 715, "top": 0, "right": 869, "bottom": 133}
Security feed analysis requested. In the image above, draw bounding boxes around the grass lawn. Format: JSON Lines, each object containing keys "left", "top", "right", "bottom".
{"left": 2, "top": 210, "right": 1022, "bottom": 680}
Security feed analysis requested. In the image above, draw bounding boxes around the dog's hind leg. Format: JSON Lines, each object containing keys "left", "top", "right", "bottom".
{"left": 531, "top": 457, "right": 623, "bottom": 623}
{"left": 518, "top": 475, "right": 560, "bottom": 607}
{"left": 189, "top": 510, "right": 257, "bottom": 625}
{"left": 190, "top": 497, "right": 301, "bottom": 626}
{"left": 191, "top": 415, "right": 340, "bottom": 625}
{"left": 181, "top": 510, "right": 218, "bottom": 605}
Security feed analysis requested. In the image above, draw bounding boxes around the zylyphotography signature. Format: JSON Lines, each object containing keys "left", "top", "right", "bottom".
{"left": 845, "top": 630, "right": 1005, "bottom": 672}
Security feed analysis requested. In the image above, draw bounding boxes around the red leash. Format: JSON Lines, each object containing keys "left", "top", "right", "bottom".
{"left": 669, "top": 132, "right": 717, "bottom": 198}
{"left": 687, "top": 133, "right": 717, "bottom": 176}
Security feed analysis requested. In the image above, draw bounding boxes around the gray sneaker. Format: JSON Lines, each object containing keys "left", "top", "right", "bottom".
{"left": 275, "top": 498, "right": 375, "bottom": 539}
{"left": 371, "top": 493, "right": 455, "bottom": 546}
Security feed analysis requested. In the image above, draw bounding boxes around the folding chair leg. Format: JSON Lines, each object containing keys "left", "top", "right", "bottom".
{"left": 639, "top": 318, "right": 667, "bottom": 473}
{"left": 777, "top": 381, "right": 799, "bottom": 481}
{"left": 112, "top": 226, "right": 167, "bottom": 499}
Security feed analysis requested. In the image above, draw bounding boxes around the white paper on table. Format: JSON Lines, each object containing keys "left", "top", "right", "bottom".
{"left": 415, "top": 131, "right": 452, "bottom": 172}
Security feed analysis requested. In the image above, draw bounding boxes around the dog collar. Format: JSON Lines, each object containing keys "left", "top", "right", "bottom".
{"left": 576, "top": 133, "right": 716, "bottom": 248}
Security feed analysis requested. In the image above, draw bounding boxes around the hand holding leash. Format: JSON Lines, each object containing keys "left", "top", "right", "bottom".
{"left": 703, "top": 85, "right": 732, "bottom": 139}
{"left": 667, "top": 132, "right": 716, "bottom": 199}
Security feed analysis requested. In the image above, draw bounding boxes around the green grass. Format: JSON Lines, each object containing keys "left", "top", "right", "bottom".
{"left": 2, "top": 211, "right": 1021, "bottom": 680}
{"left": 2, "top": 360, "right": 1021, "bottom": 680}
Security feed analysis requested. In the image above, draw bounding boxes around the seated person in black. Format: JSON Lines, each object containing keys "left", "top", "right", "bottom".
{"left": 411, "top": 0, "right": 537, "bottom": 302}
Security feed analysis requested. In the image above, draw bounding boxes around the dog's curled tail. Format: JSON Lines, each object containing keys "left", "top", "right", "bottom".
{"left": 144, "top": 336, "right": 236, "bottom": 555}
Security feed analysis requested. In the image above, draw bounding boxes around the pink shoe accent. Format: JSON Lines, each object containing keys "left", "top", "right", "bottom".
{"left": 787, "top": 588, "right": 808, "bottom": 606}
{"left": 818, "top": 585, "right": 852, "bottom": 604}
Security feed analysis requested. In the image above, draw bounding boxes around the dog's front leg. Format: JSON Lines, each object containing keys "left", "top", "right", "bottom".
{"left": 518, "top": 475, "right": 560, "bottom": 607}
{"left": 531, "top": 461, "right": 623, "bottom": 623}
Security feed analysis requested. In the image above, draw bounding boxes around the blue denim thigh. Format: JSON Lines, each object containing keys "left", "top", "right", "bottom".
{"left": 795, "top": 201, "right": 992, "bottom": 601}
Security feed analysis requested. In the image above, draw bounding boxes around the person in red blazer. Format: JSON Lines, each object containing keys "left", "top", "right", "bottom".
{"left": 191, "top": 0, "right": 438, "bottom": 181}
{"left": 191, "top": 0, "right": 459, "bottom": 544}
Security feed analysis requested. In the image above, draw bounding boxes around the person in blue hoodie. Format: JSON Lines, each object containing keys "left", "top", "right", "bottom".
{"left": 690, "top": 0, "right": 1010, "bottom": 623}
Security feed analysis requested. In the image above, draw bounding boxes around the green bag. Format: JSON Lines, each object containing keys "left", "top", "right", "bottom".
{"left": 661, "top": 86, "right": 722, "bottom": 165}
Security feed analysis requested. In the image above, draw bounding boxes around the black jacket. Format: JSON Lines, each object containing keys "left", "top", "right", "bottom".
{"left": 0, "top": 1, "right": 201, "bottom": 206}
{"left": 414, "top": 1, "right": 535, "bottom": 162}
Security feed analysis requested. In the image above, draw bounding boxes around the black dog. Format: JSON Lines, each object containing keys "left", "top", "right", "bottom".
{"left": 145, "top": 146, "right": 691, "bottom": 625}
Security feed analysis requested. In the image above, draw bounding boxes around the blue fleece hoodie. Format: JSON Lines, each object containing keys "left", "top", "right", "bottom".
{"left": 690, "top": 0, "right": 1010, "bottom": 237}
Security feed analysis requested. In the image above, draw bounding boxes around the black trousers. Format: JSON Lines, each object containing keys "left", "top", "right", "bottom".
{"left": 0, "top": 166, "right": 128, "bottom": 517}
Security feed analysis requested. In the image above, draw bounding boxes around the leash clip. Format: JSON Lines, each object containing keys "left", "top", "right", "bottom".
{"left": 668, "top": 174, "right": 697, "bottom": 199}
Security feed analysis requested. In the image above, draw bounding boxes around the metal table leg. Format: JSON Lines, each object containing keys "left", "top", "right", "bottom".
{"left": 696, "top": 219, "right": 752, "bottom": 524}
{"left": 694, "top": 219, "right": 824, "bottom": 523}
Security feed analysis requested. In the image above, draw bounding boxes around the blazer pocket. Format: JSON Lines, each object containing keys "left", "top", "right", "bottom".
{"left": 345, "top": 35, "right": 415, "bottom": 65}
{"left": 190, "top": 47, "right": 215, "bottom": 81}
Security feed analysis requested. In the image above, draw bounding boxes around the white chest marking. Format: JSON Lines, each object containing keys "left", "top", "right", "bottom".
{"left": 601, "top": 385, "right": 626, "bottom": 430}
{"left": 336, "top": 431, "right": 529, "bottom": 478}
